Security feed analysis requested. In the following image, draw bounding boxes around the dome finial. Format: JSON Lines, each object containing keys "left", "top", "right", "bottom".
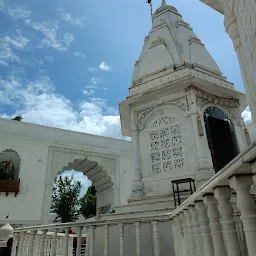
{"left": 162, "top": 0, "right": 167, "bottom": 5}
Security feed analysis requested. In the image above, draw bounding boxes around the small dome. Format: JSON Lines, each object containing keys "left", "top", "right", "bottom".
{"left": 0, "top": 223, "right": 13, "bottom": 238}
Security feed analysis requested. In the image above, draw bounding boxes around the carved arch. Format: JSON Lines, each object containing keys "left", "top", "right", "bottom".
{"left": 0, "top": 149, "right": 21, "bottom": 180}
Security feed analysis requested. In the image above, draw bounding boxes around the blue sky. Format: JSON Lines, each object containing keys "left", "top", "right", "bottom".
{"left": 0, "top": 0, "right": 252, "bottom": 140}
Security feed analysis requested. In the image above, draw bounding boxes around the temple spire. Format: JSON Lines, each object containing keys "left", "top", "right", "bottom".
{"left": 162, "top": 0, "right": 167, "bottom": 5}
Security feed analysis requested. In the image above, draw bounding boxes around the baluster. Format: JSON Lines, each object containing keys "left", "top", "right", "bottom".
{"left": 17, "top": 231, "right": 25, "bottom": 256}
{"left": 63, "top": 227, "right": 70, "bottom": 256}
{"left": 76, "top": 226, "right": 83, "bottom": 256}
{"left": 89, "top": 226, "right": 95, "bottom": 256}
{"left": 51, "top": 228, "right": 58, "bottom": 256}
{"left": 39, "top": 230, "right": 47, "bottom": 256}
{"left": 119, "top": 223, "right": 125, "bottom": 256}
{"left": 28, "top": 230, "right": 37, "bottom": 256}
{"left": 11, "top": 232, "right": 20, "bottom": 256}
{"left": 104, "top": 224, "right": 109, "bottom": 256}
{"left": 229, "top": 175, "right": 256, "bottom": 256}
{"left": 135, "top": 222, "right": 142, "bottom": 256}
{"left": 214, "top": 186, "right": 242, "bottom": 256}
{"left": 151, "top": 221, "right": 160, "bottom": 256}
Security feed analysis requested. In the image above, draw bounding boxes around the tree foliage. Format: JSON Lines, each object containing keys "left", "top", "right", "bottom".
{"left": 80, "top": 185, "right": 97, "bottom": 219}
{"left": 51, "top": 175, "right": 82, "bottom": 223}
{"left": 12, "top": 116, "right": 23, "bottom": 121}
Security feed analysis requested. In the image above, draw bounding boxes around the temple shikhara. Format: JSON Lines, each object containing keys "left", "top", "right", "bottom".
{"left": 1, "top": 1, "right": 256, "bottom": 256}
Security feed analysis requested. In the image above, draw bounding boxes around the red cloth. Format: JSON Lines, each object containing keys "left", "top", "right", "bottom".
{"left": 71, "top": 231, "right": 77, "bottom": 244}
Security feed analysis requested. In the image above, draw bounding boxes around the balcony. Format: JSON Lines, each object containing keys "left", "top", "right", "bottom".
{"left": 0, "top": 179, "right": 20, "bottom": 197}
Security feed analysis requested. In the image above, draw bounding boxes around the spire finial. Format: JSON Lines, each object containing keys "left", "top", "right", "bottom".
{"left": 162, "top": 0, "right": 167, "bottom": 5}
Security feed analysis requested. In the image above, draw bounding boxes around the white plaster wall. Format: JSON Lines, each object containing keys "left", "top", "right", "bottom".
{"left": 247, "top": 122, "right": 256, "bottom": 141}
{"left": 0, "top": 118, "right": 133, "bottom": 225}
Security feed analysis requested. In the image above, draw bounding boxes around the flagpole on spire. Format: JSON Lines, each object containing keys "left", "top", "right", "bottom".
{"left": 146, "top": 0, "right": 153, "bottom": 22}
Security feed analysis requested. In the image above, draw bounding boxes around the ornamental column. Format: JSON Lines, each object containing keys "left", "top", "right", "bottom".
{"left": 28, "top": 230, "right": 37, "bottom": 256}
{"left": 135, "top": 222, "right": 142, "bottom": 256}
{"left": 189, "top": 205, "right": 204, "bottom": 256}
{"left": 51, "top": 228, "right": 58, "bottom": 256}
{"left": 119, "top": 223, "right": 125, "bottom": 256}
{"left": 179, "top": 212, "right": 189, "bottom": 256}
{"left": 104, "top": 224, "right": 109, "bottom": 256}
{"left": 214, "top": 186, "right": 242, "bottom": 256}
{"left": 39, "top": 230, "right": 47, "bottom": 256}
{"left": 76, "top": 226, "right": 83, "bottom": 256}
{"left": 203, "top": 194, "right": 226, "bottom": 256}
{"left": 229, "top": 174, "right": 256, "bottom": 256}
{"left": 184, "top": 209, "right": 197, "bottom": 256}
{"left": 131, "top": 126, "right": 144, "bottom": 197}
{"left": 11, "top": 232, "right": 20, "bottom": 256}
{"left": 151, "top": 221, "right": 160, "bottom": 256}
{"left": 195, "top": 201, "right": 214, "bottom": 256}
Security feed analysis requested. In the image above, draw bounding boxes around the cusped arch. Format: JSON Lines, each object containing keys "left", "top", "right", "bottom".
{"left": 142, "top": 105, "right": 184, "bottom": 130}
{"left": 59, "top": 158, "right": 113, "bottom": 194}
{"left": 0, "top": 149, "right": 21, "bottom": 180}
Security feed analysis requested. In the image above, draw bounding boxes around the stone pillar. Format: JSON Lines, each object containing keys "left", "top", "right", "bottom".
{"left": 118, "top": 223, "right": 125, "bottom": 256}
{"left": 203, "top": 194, "right": 226, "bottom": 256}
{"left": 51, "top": 228, "right": 58, "bottom": 256}
{"left": 104, "top": 224, "right": 109, "bottom": 256}
{"left": 195, "top": 201, "right": 214, "bottom": 256}
{"left": 189, "top": 205, "right": 204, "bottom": 256}
{"left": 171, "top": 217, "right": 182, "bottom": 256}
{"left": 180, "top": 212, "right": 189, "bottom": 256}
{"left": 184, "top": 209, "right": 197, "bottom": 256}
{"left": 135, "top": 222, "right": 142, "bottom": 256}
{"left": 229, "top": 175, "right": 256, "bottom": 256}
{"left": 28, "top": 230, "right": 37, "bottom": 256}
{"left": 39, "top": 230, "right": 47, "bottom": 256}
{"left": 76, "top": 226, "right": 83, "bottom": 256}
{"left": 151, "top": 221, "right": 160, "bottom": 256}
{"left": 17, "top": 231, "right": 25, "bottom": 256}
{"left": 89, "top": 226, "right": 95, "bottom": 256}
{"left": 225, "top": 11, "right": 256, "bottom": 121}
{"left": 11, "top": 232, "right": 20, "bottom": 256}
{"left": 131, "top": 127, "right": 144, "bottom": 197}
{"left": 214, "top": 186, "right": 242, "bottom": 256}
{"left": 63, "top": 228, "right": 70, "bottom": 256}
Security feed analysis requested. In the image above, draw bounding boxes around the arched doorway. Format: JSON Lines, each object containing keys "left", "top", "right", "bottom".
{"left": 203, "top": 107, "right": 239, "bottom": 173}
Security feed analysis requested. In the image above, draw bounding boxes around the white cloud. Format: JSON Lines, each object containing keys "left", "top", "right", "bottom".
{"left": 57, "top": 9, "right": 85, "bottom": 27}
{"left": 0, "top": 74, "right": 126, "bottom": 139}
{"left": 89, "top": 77, "right": 101, "bottom": 85}
{"left": 74, "top": 52, "right": 86, "bottom": 58}
{"left": 44, "top": 56, "right": 54, "bottom": 63}
{"left": 7, "top": 6, "right": 31, "bottom": 20}
{"left": 99, "top": 61, "right": 111, "bottom": 71}
{"left": 242, "top": 107, "right": 252, "bottom": 124}
{"left": 60, "top": 170, "right": 92, "bottom": 196}
{"left": 88, "top": 67, "right": 97, "bottom": 72}
{"left": 2, "top": 34, "right": 29, "bottom": 49}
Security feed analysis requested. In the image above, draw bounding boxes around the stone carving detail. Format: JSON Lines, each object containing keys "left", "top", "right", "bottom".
{"left": 149, "top": 116, "right": 185, "bottom": 174}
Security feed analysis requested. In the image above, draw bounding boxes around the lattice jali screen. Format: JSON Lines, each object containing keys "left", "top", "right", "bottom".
{"left": 149, "top": 116, "right": 185, "bottom": 174}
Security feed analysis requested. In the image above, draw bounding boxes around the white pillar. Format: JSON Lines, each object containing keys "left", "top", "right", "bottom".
{"left": 63, "top": 228, "right": 70, "bottom": 256}
{"left": 51, "top": 228, "right": 58, "bottom": 256}
{"left": 195, "top": 200, "right": 214, "bottom": 256}
{"left": 203, "top": 194, "right": 226, "bottom": 256}
{"left": 39, "top": 230, "right": 47, "bottom": 256}
{"left": 214, "top": 186, "right": 242, "bottom": 256}
{"left": 89, "top": 226, "right": 95, "bottom": 256}
{"left": 189, "top": 205, "right": 204, "bottom": 256}
{"left": 179, "top": 212, "right": 189, "bottom": 256}
{"left": 131, "top": 127, "right": 144, "bottom": 197}
{"left": 184, "top": 209, "right": 197, "bottom": 256}
{"left": 11, "top": 232, "right": 20, "bottom": 256}
{"left": 171, "top": 217, "right": 181, "bottom": 256}
{"left": 104, "top": 224, "right": 109, "bottom": 256}
{"left": 28, "top": 230, "right": 37, "bottom": 256}
{"left": 135, "top": 222, "right": 142, "bottom": 256}
{"left": 17, "top": 231, "right": 25, "bottom": 256}
{"left": 151, "top": 221, "right": 160, "bottom": 256}
{"left": 76, "top": 226, "right": 83, "bottom": 256}
{"left": 229, "top": 175, "right": 256, "bottom": 256}
{"left": 119, "top": 223, "right": 125, "bottom": 256}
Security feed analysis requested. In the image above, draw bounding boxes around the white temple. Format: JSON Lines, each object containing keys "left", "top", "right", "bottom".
{"left": 1, "top": 1, "right": 256, "bottom": 256}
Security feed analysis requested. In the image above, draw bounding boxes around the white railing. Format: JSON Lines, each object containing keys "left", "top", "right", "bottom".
{"left": 12, "top": 214, "right": 170, "bottom": 256}
{"left": 169, "top": 142, "right": 256, "bottom": 256}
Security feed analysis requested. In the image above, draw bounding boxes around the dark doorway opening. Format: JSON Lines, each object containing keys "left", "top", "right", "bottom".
{"left": 204, "top": 107, "right": 239, "bottom": 173}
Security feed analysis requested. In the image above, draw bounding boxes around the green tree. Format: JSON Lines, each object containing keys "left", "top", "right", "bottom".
{"left": 80, "top": 185, "right": 97, "bottom": 219}
{"left": 51, "top": 175, "right": 82, "bottom": 223}
{"left": 12, "top": 116, "right": 23, "bottom": 121}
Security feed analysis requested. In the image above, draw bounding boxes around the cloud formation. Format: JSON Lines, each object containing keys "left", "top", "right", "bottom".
{"left": 57, "top": 9, "right": 85, "bottom": 27}
{"left": 99, "top": 61, "right": 111, "bottom": 71}
{"left": 0, "top": 74, "right": 125, "bottom": 139}
{"left": 74, "top": 52, "right": 86, "bottom": 58}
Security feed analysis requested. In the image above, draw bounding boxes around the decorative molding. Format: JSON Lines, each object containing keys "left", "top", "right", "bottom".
{"left": 150, "top": 37, "right": 166, "bottom": 49}
{"left": 130, "top": 67, "right": 234, "bottom": 96}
